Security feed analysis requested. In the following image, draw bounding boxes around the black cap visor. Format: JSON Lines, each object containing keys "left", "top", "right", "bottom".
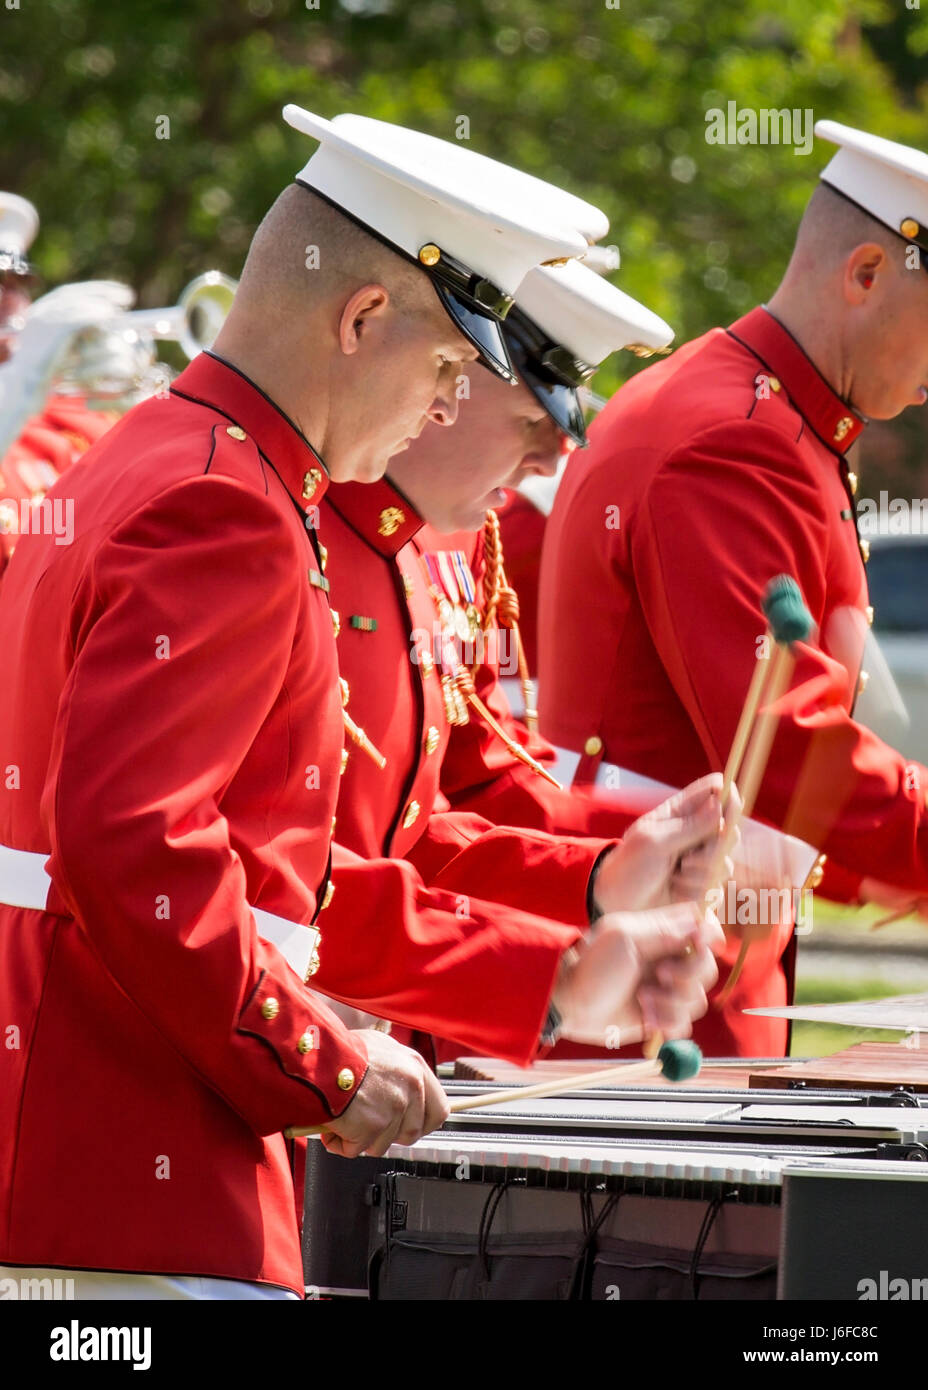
{"left": 505, "top": 332, "right": 588, "bottom": 446}
{"left": 434, "top": 283, "right": 517, "bottom": 383}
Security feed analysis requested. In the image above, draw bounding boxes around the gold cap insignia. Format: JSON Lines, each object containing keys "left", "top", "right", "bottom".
{"left": 901, "top": 217, "right": 920, "bottom": 241}
{"left": 833, "top": 416, "right": 854, "bottom": 443}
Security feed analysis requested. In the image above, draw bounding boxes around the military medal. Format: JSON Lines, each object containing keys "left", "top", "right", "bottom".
{"left": 452, "top": 551, "right": 482, "bottom": 642}
{"left": 422, "top": 555, "right": 454, "bottom": 628}
{"left": 420, "top": 553, "right": 472, "bottom": 725}
{"left": 435, "top": 550, "right": 471, "bottom": 642}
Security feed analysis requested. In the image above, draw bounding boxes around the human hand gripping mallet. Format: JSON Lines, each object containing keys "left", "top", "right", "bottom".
{"left": 713, "top": 575, "right": 814, "bottom": 1005}
{"left": 284, "top": 1038, "right": 703, "bottom": 1136}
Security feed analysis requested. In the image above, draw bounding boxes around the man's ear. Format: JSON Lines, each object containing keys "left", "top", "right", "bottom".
{"left": 338, "top": 283, "right": 390, "bottom": 356}
{"left": 844, "top": 243, "right": 888, "bottom": 303}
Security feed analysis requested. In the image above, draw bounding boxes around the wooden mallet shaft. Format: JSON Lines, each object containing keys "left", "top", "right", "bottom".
{"left": 447, "top": 1057, "right": 666, "bottom": 1112}
{"left": 721, "top": 646, "right": 773, "bottom": 806}
{"left": 713, "top": 576, "right": 813, "bottom": 1004}
{"left": 283, "top": 1042, "right": 702, "bottom": 1135}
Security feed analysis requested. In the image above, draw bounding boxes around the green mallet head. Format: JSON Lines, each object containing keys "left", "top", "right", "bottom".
{"left": 761, "top": 574, "right": 813, "bottom": 646}
{"left": 657, "top": 1039, "right": 702, "bottom": 1083}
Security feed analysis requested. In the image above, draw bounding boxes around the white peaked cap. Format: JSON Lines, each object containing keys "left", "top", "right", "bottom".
{"left": 283, "top": 107, "right": 610, "bottom": 383}
{"left": 502, "top": 259, "right": 673, "bottom": 445}
{"left": 0, "top": 193, "right": 39, "bottom": 276}
{"left": 283, "top": 107, "right": 599, "bottom": 302}
{"left": 816, "top": 120, "right": 928, "bottom": 252}
{"left": 516, "top": 258, "right": 674, "bottom": 367}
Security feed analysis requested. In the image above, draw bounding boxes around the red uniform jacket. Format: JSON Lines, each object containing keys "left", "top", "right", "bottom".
{"left": 321, "top": 479, "right": 658, "bottom": 1059}
{"left": 538, "top": 305, "right": 928, "bottom": 1056}
{"left": 0, "top": 353, "right": 579, "bottom": 1293}
{"left": 0, "top": 395, "right": 117, "bottom": 578}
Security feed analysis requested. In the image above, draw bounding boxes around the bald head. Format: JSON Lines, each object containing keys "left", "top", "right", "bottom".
{"left": 766, "top": 177, "right": 928, "bottom": 421}
{"left": 786, "top": 182, "right": 905, "bottom": 279}
{"left": 231, "top": 183, "right": 434, "bottom": 324}
{"left": 210, "top": 181, "right": 478, "bottom": 484}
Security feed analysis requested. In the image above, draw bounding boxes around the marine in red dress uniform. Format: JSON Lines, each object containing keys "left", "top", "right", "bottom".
{"left": 322, "top": 261, "right": 718, "bottom": 1062}
{"left": 539, "top": 122, "right": 928, "bottom": 1056}
{"left": 0, "top": 111, "right": 631, "bottom": 1295}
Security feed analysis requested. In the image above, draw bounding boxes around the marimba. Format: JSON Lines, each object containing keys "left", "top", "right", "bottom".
{"left": 302, "top": 1047, "right": 928, "bottom": 1301}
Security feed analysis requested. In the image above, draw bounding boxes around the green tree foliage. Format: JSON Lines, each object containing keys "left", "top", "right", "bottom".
{"left": 1, "top": 0, "right": 926, "bottom": 434}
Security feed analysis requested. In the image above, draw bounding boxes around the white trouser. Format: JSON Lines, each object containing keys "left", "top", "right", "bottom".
{"left": 0, "top": 842, "right": 319, "bottom": 981}
{"left": 0, "top": 1265, "right": 299, "bottom": 1300}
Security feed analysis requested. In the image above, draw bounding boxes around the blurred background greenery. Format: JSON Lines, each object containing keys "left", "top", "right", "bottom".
{"left": 4, "top": 0, "right": 928, "bottom": 1047}
{"left": 3, "top": 0, "right": 927, "bottom": 476}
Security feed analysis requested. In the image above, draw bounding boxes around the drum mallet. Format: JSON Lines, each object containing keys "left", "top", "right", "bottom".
{"left": 714, "top": 576, "right": 814, "bottom": 1004}
{"left": 284, "top": 1041, "right": 702, "bottom": 1135}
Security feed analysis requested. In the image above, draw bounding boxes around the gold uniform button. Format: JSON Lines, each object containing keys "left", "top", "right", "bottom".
{"left": 297, "top": 1030, "right": 316, "bottom": 1055}
{"left": 420, "top": 651, "right": 435, "bottom": 678}
{"left": 584, "top": 735, "right": 603, "bottom": 757}
{"left": 418, "top": 244, "right": 441, "bottom": 267}
{"left": 261, "top": 997, "right": 280, "bottom": 1021}
{"left": 226, "top": 425, "right": 247, "bottom": 441}
{"left": 339, "top": 677, "right": 350, "bottom": 707}
{"left": 302, "top": 467, "right": 323, "bottom": 500}
{"left": 768, "top": 376, "right": 781, "bottom": 393}
{"left": 865, "top": 605, "right": 874, "bottom": 627}
{"left": 319, "top": 543, "right": 328, "bottom": 572}
{"left": 331, "top": 609, "right": 341, "bottom": 638}
{"left": 859, "top": 537, "right": 870, "bottom": 564}
{"left": 330, "top": 814, "right": 337, "bottom": 836}
{"left": 901, "top": 217, "right": 920, "bottom": 240}
{"left": 425, "top": 726, "right": 440, "bottom": 755}
{"left": 403, "top": 799, "right": 421, "bottom": 829}
{"left": 834, "top": 416, "right": 854, "bottom": 443}
{"left": 321, "top": 880, "right": 335, "bottom": 911}
{"left": 804, "top": 853, "right": 827, "bottom": 891}
{"left": 305, "top": 946, "right": 321, "bottom": 980}
{"left": 847, "top": 470, "right": 858, "bottom": 496}
{"left": 402, "top": 574, "right": 415, "bottom": 598}
{"left": 339, "top": 747, "right": 349, "bottom": 775}
{"left": 337, "top": 1067, "right": 356, "bottom": 1091}
{"left": 857, "top": 670, "right": 870, "bottom": 696}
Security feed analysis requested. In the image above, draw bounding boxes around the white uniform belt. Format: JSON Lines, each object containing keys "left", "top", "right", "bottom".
{"left": 0, "top": 842, "right": 319, "bottom": 982}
